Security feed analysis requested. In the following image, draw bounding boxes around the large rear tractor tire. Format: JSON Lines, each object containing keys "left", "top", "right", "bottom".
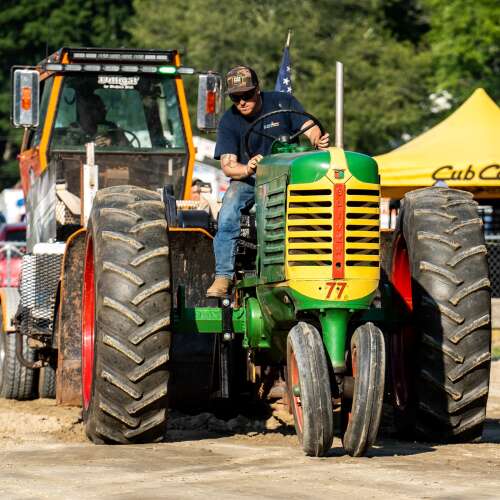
{"left": 0, "top": 310, "right": 36, "bottom": 399}
{"left": 82, "top": 186, "right": 172, "bottom": 444}
{"left": 287, "top": 322, "right": 334, "bottom": 457}
{"left": 390, "top": 187, "right": 491, "bottom": 442}
{"left": 341, "top": 322, "right": 385, "bottom": 457}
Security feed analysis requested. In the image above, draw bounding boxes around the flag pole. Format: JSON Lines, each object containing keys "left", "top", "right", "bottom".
{"left": 275, "top": 29, "right": 293, "bottom": 93}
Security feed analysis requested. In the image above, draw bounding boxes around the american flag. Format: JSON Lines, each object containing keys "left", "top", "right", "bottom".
{"left": 275, "top": 31, "right": 292, "bottom": 94}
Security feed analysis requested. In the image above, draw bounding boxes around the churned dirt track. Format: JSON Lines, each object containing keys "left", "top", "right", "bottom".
{"left": 0, "top": 361, "right": 498, "bottom": 499}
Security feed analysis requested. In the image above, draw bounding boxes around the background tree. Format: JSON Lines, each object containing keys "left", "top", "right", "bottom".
{"left": 130, "top": 0, "right": 432, "bottom": 154}
{"left": 0, "top": 0, "right": 498, "bottom": 189}
{"left": 423, "top": 0, "right": 500, "bottom": 103}
{"left": 0, "top": 0, "right": 133, "bottom": 189}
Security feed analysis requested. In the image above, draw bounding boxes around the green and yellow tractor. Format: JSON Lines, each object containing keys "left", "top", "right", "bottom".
{"left": 3, "top": 48, "right": 491, "bottom": 457}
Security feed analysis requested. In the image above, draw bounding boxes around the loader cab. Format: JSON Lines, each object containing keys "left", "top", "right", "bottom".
{"left": 14, "top": 47, "right": 223, "bottom": 248}
{"left": 49, "top": 71, "right": 189, "bottom": 199}
{"left": 18, "top": 48, "right": 197, "bottom": 204}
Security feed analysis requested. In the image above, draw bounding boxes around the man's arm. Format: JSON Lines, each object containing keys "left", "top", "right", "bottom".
{"left": 301, "top": 120, "right": 330, "bottom": 150}
{"left": 285, "top": 95, "right": 329, "bottom": 150}
{"left": 220, "top": 153, "right": 263, "bottom": 180}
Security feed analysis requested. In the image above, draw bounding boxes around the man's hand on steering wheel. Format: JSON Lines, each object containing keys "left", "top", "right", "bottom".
{"left": 95, "top": 127, "right": 141, "bottom": 148}
{"left": 95, "top": 134, "right": 112, "bottom": 147}
{"left": 316, "top": 132, "right": 330, "bottom": 150}
{"left": 246, "top": 154, "right": 263, "bottom": 176}
{"left": 301, "top": 121, "right": 330, "bottom": 150}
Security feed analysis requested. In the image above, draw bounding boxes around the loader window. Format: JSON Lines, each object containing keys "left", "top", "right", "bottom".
{"left": 30, "top": 77, "right": 54, "bottom": 148}
{"left": 51, "top": 74, "right": 186, "bottom": 152}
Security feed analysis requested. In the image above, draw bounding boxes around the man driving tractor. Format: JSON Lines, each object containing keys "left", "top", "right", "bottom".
{"left": 58, "top": 93, "right": 129, "bottom": 147}
{"left": 206, "top": 65, "right": 330, "bottom": 297}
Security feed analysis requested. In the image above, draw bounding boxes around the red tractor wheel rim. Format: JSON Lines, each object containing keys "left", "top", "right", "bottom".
{"left": 391, "top": 234, "right": 413, "bottom": 311}
{"left": 289, "top": 349, "right": 303, "bottom": 433}
{"left": 82, "top": 236, "right": 95, "bottom": 410}
{"left": 391, "top": 233, "right": 414, "bottom": 411}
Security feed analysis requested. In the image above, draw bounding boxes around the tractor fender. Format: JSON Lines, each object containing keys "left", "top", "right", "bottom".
{"left": 56, "top": 228, "right": 86, "bottom": 406}
{"left": 0, "top": 287, "right": 20, "bottom": 333}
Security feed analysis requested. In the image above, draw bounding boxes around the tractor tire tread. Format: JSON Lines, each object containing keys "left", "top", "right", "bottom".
{"left": 84, "top": 186, "right": 171, "bottom": 445}
{"left": 102, "top": 333, "right": 144, "bottom": 364}
{"left": 38, "top": 363, "right": 57, "bottom": 399}
{"left": 395, "top": 187, "right": 490, "bottom": 442}
{"left": 287, "top": 322, "right": 334, "bottom": 457}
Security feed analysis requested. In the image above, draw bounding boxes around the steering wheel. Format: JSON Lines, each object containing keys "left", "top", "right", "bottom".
{"left": 106, "top": 128, "right": 142, "bottom": 148}
{"left": 244, "top": 109, "right": 325, "bottom": 159}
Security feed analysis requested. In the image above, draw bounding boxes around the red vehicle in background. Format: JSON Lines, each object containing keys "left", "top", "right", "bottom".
{"left": 0, "top": 223, "right": 27, "bottom": 287}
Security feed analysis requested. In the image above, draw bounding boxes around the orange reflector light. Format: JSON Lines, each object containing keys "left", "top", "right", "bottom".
{"left": 206, "top": 91, "right": 216, "bottom": 114}
{"left": 21, "top": 87, "right": 32, "bottom": 111}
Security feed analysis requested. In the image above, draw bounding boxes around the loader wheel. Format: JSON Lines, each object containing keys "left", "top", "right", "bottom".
{"left": 0, "top": 311, "right": 36, "bottom": 399}
{"left": 82, "top": 186, "right": 171, "bottom": 444}
{"left": 391, "top": 187, "right": 491, "bottom": 442}
{"left": 38, "top": 363, "right": 56, "bottom": 399}
{"left": 287, "top": 322, "right": 334, "bottom": 457}
{"left": 341, "top": 322, "right": 385, "bottom": 457}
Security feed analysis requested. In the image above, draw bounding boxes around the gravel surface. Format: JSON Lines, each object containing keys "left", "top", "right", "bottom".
{"left": 0, "top": 362, "right": 498, "bottom": 499}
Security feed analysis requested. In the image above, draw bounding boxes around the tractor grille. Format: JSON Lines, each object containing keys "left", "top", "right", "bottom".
{"left": 286, "top": 186, "right": 380, "bottom": 272}
{"left": 287, "top": 188, "right": 333, "bottom": 267}
{"left": 262, "top": 185, "right": 287, "bottom": 269}
{"left": 345, "top": 188, "right": 380, "bottom": 268}
{"left": 19, "top": 254, "right": 62, "bottom": 338}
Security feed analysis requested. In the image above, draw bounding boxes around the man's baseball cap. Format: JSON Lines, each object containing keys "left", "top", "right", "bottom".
{"left": 225, "top": 66, "right": 259, "bottom": 95}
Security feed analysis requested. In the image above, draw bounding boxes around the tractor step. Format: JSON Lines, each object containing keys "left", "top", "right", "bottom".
{"left": 172, "top": 287, "right": 245, "bottom": 336}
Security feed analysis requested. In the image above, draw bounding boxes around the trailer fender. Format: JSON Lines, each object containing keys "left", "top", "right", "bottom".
{"left": 56, "top": 228, "right": 86, "bottom": 406}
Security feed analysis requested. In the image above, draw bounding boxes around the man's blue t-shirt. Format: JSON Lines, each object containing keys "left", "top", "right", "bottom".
{"left": 214, "top": 91, "right": 308, "bottom": 164}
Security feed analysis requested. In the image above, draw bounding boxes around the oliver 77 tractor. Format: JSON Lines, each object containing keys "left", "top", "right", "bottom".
{"left": 3, "top": 47, "right": 491, "bottom": 457}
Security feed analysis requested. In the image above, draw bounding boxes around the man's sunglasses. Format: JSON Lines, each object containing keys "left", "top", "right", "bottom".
{"left": 229, "top": 89, "right": 257, "bottom": 103}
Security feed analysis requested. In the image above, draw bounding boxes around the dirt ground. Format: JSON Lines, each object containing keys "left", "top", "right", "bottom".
{"left": 0, "top": 362, "right": 498, "bottom": 499}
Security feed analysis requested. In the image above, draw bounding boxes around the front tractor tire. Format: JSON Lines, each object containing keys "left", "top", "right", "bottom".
{"left": 82, "top": 186, "right": 172, "bottom": 444}
{"left": 287, "top": 322, "right": 334, "bottom": 457}
{"left": 341, "top": 322, "right": 385, "bottom": 457}
{"left": 391, "top": 187, "right": 491, "bottom": 442}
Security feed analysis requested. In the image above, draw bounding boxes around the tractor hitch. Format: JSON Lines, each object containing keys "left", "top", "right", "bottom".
{"left": 221, "top": 297, "right": 234, "bottom": 341}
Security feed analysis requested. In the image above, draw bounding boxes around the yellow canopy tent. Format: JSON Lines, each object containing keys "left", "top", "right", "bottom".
{"left": 375, "top": 88, "right": 500, "bottom": 199}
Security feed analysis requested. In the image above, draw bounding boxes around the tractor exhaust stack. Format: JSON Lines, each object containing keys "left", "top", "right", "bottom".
{"left": 335, "top": 61, "right": 344, "bottom": 149}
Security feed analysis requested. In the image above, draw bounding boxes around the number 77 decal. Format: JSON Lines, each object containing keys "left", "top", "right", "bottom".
{"left": 326, "top": 281, "right": 347, "bottom": 299}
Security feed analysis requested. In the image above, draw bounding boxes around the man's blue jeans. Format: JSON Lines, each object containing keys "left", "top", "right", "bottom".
{"left": 214, "top": 178, "right": 255, "bottom": 278}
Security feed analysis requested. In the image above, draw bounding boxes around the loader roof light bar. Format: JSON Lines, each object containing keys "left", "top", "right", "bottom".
{"left": 69, "top": 51, "right": 174, "bottom": 63}
{"left": 42, "top": 63, "right": 196, "bottom": 75}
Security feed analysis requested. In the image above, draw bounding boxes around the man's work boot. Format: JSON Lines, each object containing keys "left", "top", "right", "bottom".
{"left": 206, "top": 277, "right": 232, "bottom": 298}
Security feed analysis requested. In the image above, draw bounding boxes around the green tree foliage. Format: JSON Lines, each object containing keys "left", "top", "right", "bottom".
{"left": 378, "top": 0, "right": 429, "bottom": 44}
{"left": 131, "top": 0, "right": 432, "bottom": 154}
{"left": 423, "top": 0, "right": 500, "bottom": 102}
{"left": 0, "top": 0, "right": 497, "bottom": 190}
{"left": 0, "top": 0, "right": 133, "bottom": 189}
